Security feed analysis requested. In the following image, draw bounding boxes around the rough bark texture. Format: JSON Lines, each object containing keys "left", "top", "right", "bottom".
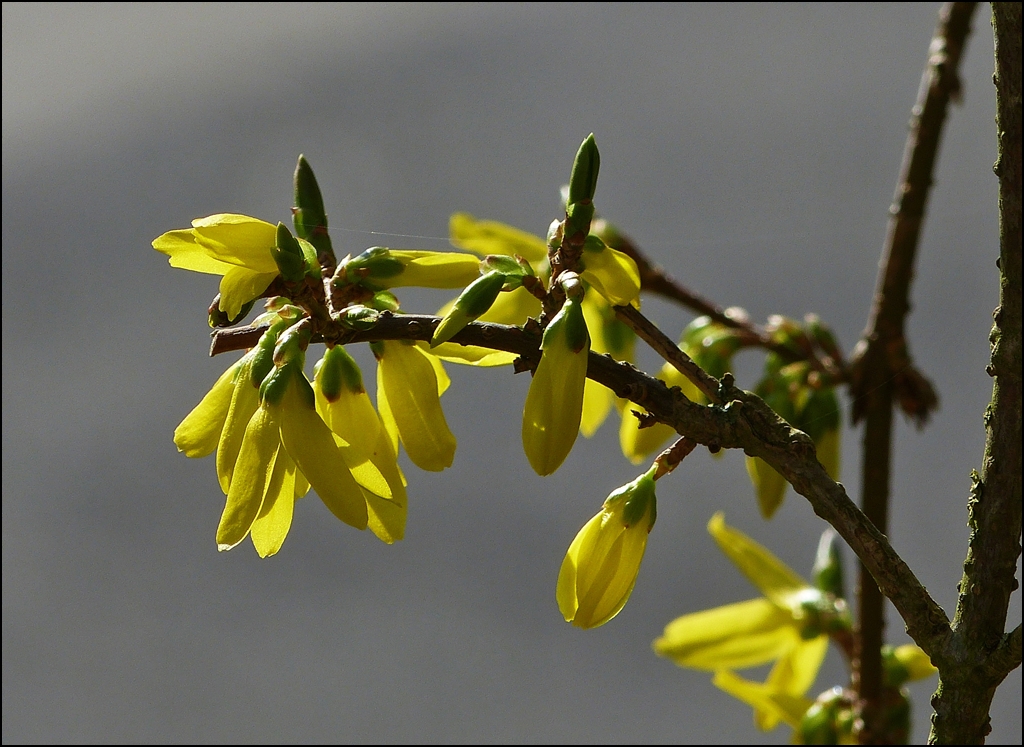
{"left": 929, "top": 3, "right": 1024, "bottom": 743}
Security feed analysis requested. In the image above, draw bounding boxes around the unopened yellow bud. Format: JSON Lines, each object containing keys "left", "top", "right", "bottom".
{"left": 556, "top": 467, "right": 656, "bottom": 629}
{"left": 522, "top": 297, "right": 590, "bottom": 475}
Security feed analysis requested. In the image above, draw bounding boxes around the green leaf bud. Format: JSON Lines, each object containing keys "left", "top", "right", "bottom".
{"left": 293, "top": 155, "right": 327, "bottom": 238}
{"left": 568, "top": 133, "right": 600, "bottom": 206}
{"left": 431, "top": 270, "right": 506, "bottom": 347}
{"left": 766, "top": 314, "right": 810, "bottom": 357}
{"left": 812, "top": 528, "right": 846, "bottom": 599}
{"left": 338, "top": 304, "right": 381, "bottom": 330}
{"left": 293, "top": 155, "right": 335, "bottom": 265}
{"left": 546, "top": 218, "right": 564, "bottom": 251}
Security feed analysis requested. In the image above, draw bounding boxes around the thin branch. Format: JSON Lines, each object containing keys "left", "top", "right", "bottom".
{"left": 842, "top": 4, "right": 976, "bottom": 741}
{"left": 209, "top": 309, "right": 953, "bottom": 661}
{"left": 596, "top": 219, "right": 846, "bottom": 378}
{"left": 612, "top": 304, "right": 723, "bottom": 404}
{"left": 929, "top": 3, "right": 1023, "bottom": 743}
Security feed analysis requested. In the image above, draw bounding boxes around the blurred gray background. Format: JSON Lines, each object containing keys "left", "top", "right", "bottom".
{"left": 3, "top": 3, "right": 1020, "bottom": 744}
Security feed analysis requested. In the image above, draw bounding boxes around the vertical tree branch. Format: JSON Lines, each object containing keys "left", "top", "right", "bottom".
{"left": 929, "top": 3, "right": 1023, "bottom": 743}
{"left": 847, "top": 3, "right": 977, "bottom": 742}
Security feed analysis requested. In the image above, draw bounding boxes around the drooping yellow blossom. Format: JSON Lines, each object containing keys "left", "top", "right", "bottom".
{"left": 153, "top": 214, "right": 280, "bottom": 320}
{"left": 522, "top": 296, "right": 590, "bottom": 476}
{"left": 375, "top": 339, "right": 457, "bottom": 472}
{"left": 314, "top": 345, "right": 408, "bottom": 544}
{"left": 216, "top": 359, "right": 369, "bottom": 553}
{"left": 557, "top": 466, "right": 657, "bottom": 629}
{"left": 654, "top": 513, "right": 848, "bottom": 732}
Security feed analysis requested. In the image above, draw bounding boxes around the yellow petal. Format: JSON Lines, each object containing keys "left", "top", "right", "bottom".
{"left": 216, "top": 359, "right": 260, "bottom": 494}
{"left": 429, "top": 342, "right": 518, "bottom": 367}
{"left": 375, "top": 368, "right": 401, "bottom": 457}
{"left": 249, "top": 449, "right": 298, "bottom": 558}
{"left": 218, "top": 266, "right": 278, "bottom": 321}
{"left": 363, "top": 424, "right": 408, "bottom": 544}
{"left": 815, "top": 428, "right": 841, "bottom": 481}
{"left": 153, "top": 229, "right": 236, "bottom": 275}
{"left": 712, "top": 670, "right": 813, "bottom": 731}
{"left": 557, "top": 512, "right": 598, "bottom": 622}
{"left": 314, "top": 374, "right": 381, "bottom": 464}
{"left": 890, "top": 643, "right": 938, "bottom": 683}
{"left": 191, "top": 214, "right": 279, "bottom": 273}
{"left": 580, "top": 378, "right": 615, "bottom": 438}
{"left": 619, "top": 406, "right": 677, "bottom": 464}
{"left": 377, "top": 340, "right": 457, "bottom": 471}
{"left": 522, "top": 300, "right": 589, "bottom": 476}
{"left": 174, "top": 361, "right": 240, "bottom": 458}
{"left": 449, "top": 212, "right": 549, "bottom": 263}
{"left": 217, "top": 406, "right": 281, "bottom": 550}
{"left": 580, "top": 246, "right": 641, "bottom": 307}
{"left": 746, "top": 456, "right": 789, "bottom": 519}
{"left": 756, "top": 634, "right": 829, "bottom": 730}
{"left": 653, "top": 597, "right": 800, "bottom": 670}
{"left": 558, "top": 484, "right": 652, "bottom": 630}
{"left": 382, "top": 251, "right": 482, "bottom": 289}
{"left": 707, "top": 513, "right": 808, "bottom": 606}
{"left": 278, "top": 374, "right": 368, "bottom": 530}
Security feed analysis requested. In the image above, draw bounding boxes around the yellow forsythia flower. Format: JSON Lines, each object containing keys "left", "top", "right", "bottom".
{"left": 153, "top": 214, "right": 280, "bottom": 320}
{"left": 522, "top": 296, "right": 590, "bottom": 476}
{"left": 654, "top": 513, "right": 847, "bottom": 732}
{"left": 217, "top": 361, "right": 369, "bottom": 554}
{"left": 557, "top": 466, "right": 657, "bottom": 629}
{"left": 579, "top": 236, "right": 641, "bottom": 308}
{"left": 314, "top": 345, "right": 407, "bottom": 544}
{"left": 376, "top": 340, "right": 457, "bottom": 472}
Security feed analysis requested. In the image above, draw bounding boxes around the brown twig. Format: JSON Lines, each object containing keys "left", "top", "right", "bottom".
{"left": 844, "top": 3, "right": 976, "bottom": 743}
{"left": 928, "top": 3, "right": 1023, "bottom": 743}
{"left": 612, "top": 304, "right": 723, "bottom": 404}
{"left": 208, "top": 310, "right": 952, "bottom": 663}
{"left": 594, "top": 218, "right": 846, "bottom": 378}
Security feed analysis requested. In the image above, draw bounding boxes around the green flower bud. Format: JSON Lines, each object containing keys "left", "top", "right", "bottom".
{"left": 316, "top": 345, "right": 365, "bottom": 403}
{"left": 271, "top": 222, "right": 307, "bottom": 283}
{"left": 812, "top": 529, "right": 845, "bottom": 599}
{"left": 431, "top": 270, "right": 507, "bottom": 346}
